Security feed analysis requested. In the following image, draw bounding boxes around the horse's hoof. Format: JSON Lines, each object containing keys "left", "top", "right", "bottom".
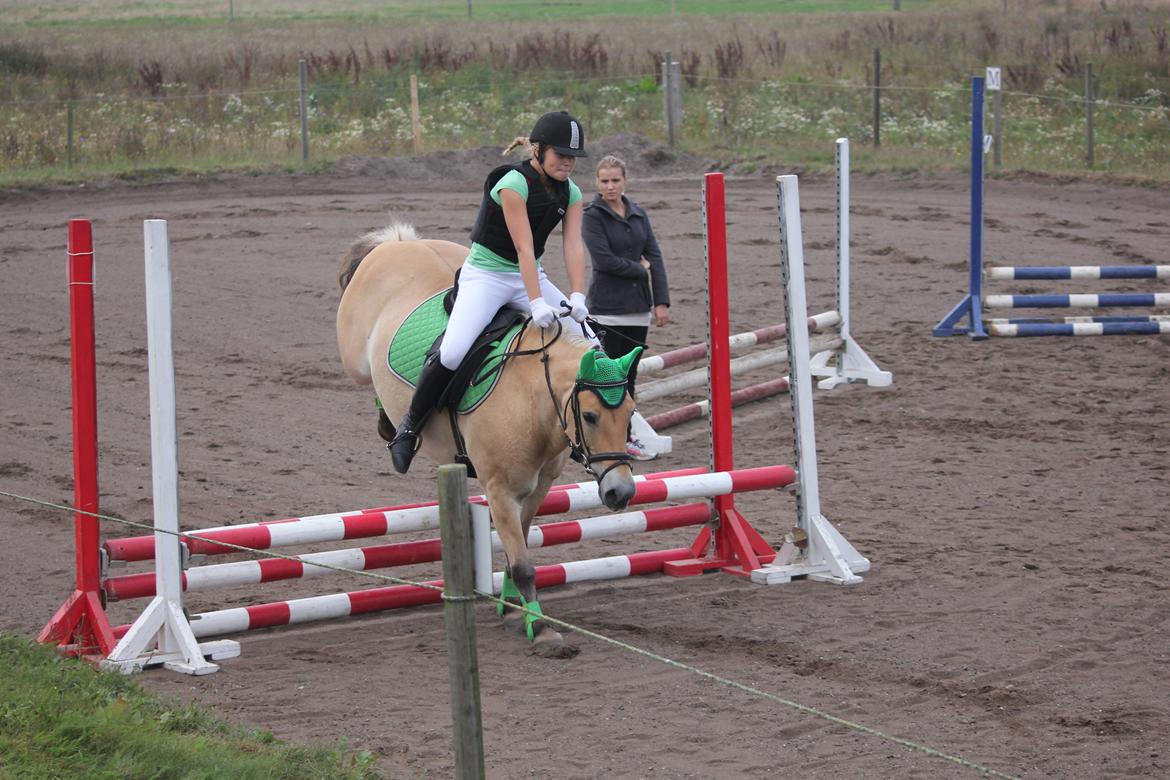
{"left": 502, "top": 614, "right": 526, "bottom": 635}
{"left": 529, "top": 639, "right": 580, "bottom": 659}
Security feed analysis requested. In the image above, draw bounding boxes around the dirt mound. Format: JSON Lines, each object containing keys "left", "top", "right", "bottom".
{"left": 332, "top": 133, "right": 713, "bottom": 183}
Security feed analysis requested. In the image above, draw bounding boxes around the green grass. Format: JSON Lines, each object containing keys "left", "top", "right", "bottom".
{"left": 3, "top": 0, "right": 961, "bottom": 25}
{"left": 0, "top": 634, "right": 382, "bottom": 780}
{"left": 2, "top": 0, "right": 1169, "bottom": 187}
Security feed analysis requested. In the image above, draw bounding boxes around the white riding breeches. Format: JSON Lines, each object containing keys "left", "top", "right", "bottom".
{"left": 438, "top": 262, "right": 592, "bottom": 370}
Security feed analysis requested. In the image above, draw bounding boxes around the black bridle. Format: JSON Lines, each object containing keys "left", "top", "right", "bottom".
{"left": 531, "top": 316, "right": 634, "bottom": 482}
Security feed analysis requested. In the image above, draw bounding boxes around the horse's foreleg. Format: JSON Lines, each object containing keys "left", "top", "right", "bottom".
{"left": 487, "top": 481, "right": 579, "bottom": 659}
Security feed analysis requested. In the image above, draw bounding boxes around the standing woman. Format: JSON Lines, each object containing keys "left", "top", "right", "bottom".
{"left": 388, "top": 110, "right": 593, "bottom": 474}
{"left": 583, "top": 155, "right": 671, "bottom": 460}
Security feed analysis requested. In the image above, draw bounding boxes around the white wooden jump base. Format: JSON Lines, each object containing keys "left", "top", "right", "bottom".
{"left": 638, "top": 138, "right": 890, "bottom": 432}
{"left": 934, "top": 75, "right": 1170, "bottom": 339}
{"left": 78, "top": 172, "right": 870, "bottom": 673}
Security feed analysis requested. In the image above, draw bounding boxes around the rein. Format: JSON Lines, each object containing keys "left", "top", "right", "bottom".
{"left": 453, "top": 314, "right": 632, "bottom": 482}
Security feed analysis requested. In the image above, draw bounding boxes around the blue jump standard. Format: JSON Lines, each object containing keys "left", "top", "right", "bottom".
{"left": 932, "top": 75, "right": 990, "bottom": 339}
{"left": 932, "top": 75, "right": 1167, "bottom": 339}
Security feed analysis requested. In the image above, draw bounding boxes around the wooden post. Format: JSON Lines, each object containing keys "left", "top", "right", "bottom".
{"left": 872, "top": 49, "right": 881, "bottom": 148}
{"left": 467, "top": 0, "right": 472, "bottom": 18}
{"left": 661, "top": 52, "right": 681, "bottom": 147}
{"left": 438, "top": 464, "right": 485, "bottom": 780}
{"left": 298, "top": 59, "right": 309, "bottom": 161}
{"left": 410, "top": 74, "right": 422, "bottom": 155}
{"left": 66, "top": 101, "right": 74, "bottom": 168}
{"left": 662, "top": 51, "right": 674, "bottom": 147}
{"left": 1085, "top": 62, "right": 1094, "bottom": 168}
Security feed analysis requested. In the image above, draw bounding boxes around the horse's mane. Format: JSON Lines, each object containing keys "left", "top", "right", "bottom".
{"left": 337, "top": 221, "right": 419, "bottom": 291}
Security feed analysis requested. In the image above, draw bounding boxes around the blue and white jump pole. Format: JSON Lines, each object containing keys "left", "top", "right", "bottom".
{"left": 933, "top": 75, "right": 1169, "bottom": 338}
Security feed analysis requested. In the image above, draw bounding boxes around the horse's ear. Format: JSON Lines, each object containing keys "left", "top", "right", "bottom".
{"left": 578, "top": 348, "right": 600, "bottom": 378}
{"left": 615, "top": 346, "right": 644, "bottom": 378}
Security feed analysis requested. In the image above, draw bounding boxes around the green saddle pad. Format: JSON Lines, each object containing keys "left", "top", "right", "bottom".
{"left": 386, "top": 290, "right": 521, "bottom": 414}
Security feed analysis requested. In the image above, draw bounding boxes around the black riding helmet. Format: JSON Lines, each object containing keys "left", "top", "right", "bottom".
{"left": 529, "top": 110, "right": 588, "bottom": 158}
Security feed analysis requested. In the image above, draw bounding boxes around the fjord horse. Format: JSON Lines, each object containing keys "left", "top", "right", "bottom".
{"left": 336, "top": 224, "right": 638, "bottom": 658}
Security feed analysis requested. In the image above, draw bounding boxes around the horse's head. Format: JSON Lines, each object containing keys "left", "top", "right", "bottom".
{"left": 568, "top": 347, "right": 642, "bottom": 511}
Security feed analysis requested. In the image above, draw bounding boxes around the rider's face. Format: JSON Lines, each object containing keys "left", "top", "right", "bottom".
{"left": 541, "top": 148, "right": 577, "bottom": 180}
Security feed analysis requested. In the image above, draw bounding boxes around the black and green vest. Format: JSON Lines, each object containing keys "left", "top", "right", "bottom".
{"left": 469, "top": 161, "right": 570, "bottom": 263}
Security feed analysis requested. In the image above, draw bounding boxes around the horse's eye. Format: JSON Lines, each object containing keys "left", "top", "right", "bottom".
{"left": 582, "top": 411, "right": 599, "bottom": 426}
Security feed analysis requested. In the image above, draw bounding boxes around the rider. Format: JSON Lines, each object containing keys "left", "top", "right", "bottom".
{"left": 388, "top": 110, "right": 593, "bottom": 474}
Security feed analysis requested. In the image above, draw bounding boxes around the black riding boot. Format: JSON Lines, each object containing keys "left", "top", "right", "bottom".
{"left": 388, "top": 354, "right": 456, "bottom": 474}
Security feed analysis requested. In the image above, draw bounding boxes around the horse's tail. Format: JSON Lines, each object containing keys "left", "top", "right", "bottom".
{"left": 337, "top": 221, "right": 420, "bottom": 291}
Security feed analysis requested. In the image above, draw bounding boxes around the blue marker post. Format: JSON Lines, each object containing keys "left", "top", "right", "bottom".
{"left": 933, "top": 75, "right": 989, "bottom": 338}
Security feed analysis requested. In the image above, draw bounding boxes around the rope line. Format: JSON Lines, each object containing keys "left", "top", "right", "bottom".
{"left": 0, "top": 487, "right": 1018, "bottom": 779}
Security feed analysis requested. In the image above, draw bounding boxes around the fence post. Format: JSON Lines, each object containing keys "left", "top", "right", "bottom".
{"left": 438, "top": 464, "right": 485, "bottom": 780}
{"left": 872, "top": 49, "right": 881, "bottom": 148}
{"left": 66, "top": 101, "right": 75, "bottom": 168}
{"left": 298, "top": 59, "right": 309, "bottom": 162}
{"left": 661, "top": 52, "right": 681, "bottom": 147}
{"left": 411, "top": 74, "right": 422, "bottom": 154}
{"left": 1084, "top": 62, "right": 1094, "bottom": 168}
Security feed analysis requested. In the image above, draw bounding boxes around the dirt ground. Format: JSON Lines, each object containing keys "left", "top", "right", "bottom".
{"left": 2, "top": 138, "right": 1169, "bottom": 779}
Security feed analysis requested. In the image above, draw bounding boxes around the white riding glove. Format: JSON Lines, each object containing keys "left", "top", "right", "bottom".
{"left": 528, "top": 296, "right": 557, "bottom": 328}
{"left": 568, "top": 292, "right": 589, "bottom": 323}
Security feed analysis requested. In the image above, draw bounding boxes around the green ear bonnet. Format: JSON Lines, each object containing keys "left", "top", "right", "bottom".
{"left": 576, "top": 347, "right": 643, "bottom": 408}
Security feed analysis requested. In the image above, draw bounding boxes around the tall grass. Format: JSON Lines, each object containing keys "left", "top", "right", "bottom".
{"left": 2, "top": 0, "right": 1169, "bottom": 184}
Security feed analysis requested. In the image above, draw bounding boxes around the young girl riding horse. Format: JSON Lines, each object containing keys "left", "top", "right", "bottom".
{"left": 388, "top": 110, "right": 594, "bottom": 473}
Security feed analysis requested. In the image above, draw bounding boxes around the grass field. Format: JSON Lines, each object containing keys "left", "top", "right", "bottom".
{"left": 2, "top": 1, "right": 1169, "bottom": 185}
{"left": 4, "top": 0, "right": 961, "bottom": 25}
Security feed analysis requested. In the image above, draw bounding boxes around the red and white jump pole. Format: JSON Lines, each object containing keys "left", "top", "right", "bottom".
{"left": 38, "top": 219, "right": 117, "bottom": 658}
{"left": 107, "top": 466, "right": 798, "bottom": 640}
{"left": 103, "top": 465, "right": 710, "bottom": 564}
{"left": 645, "top": 376, "right": 792, "bottom": 431}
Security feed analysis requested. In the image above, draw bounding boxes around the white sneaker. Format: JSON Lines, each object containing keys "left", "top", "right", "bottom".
{"left": 630, "top": 410, "right": 672, "bottom": 455}
{"left": 626, "top": 437, "right": 658, "bottom": 461}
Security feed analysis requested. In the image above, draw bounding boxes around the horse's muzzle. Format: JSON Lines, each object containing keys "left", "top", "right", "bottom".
{"left": 599, "top": 473, "right": 636, "bottom": 511}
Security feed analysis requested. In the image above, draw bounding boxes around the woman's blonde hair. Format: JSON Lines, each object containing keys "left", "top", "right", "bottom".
{"left": 595, "top": 154, "right": 627, "bottom": 178}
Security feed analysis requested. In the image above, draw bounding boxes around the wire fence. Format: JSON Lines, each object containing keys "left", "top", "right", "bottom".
{"left": 3, "top": 66, "right": 1169, "bottom": 179}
